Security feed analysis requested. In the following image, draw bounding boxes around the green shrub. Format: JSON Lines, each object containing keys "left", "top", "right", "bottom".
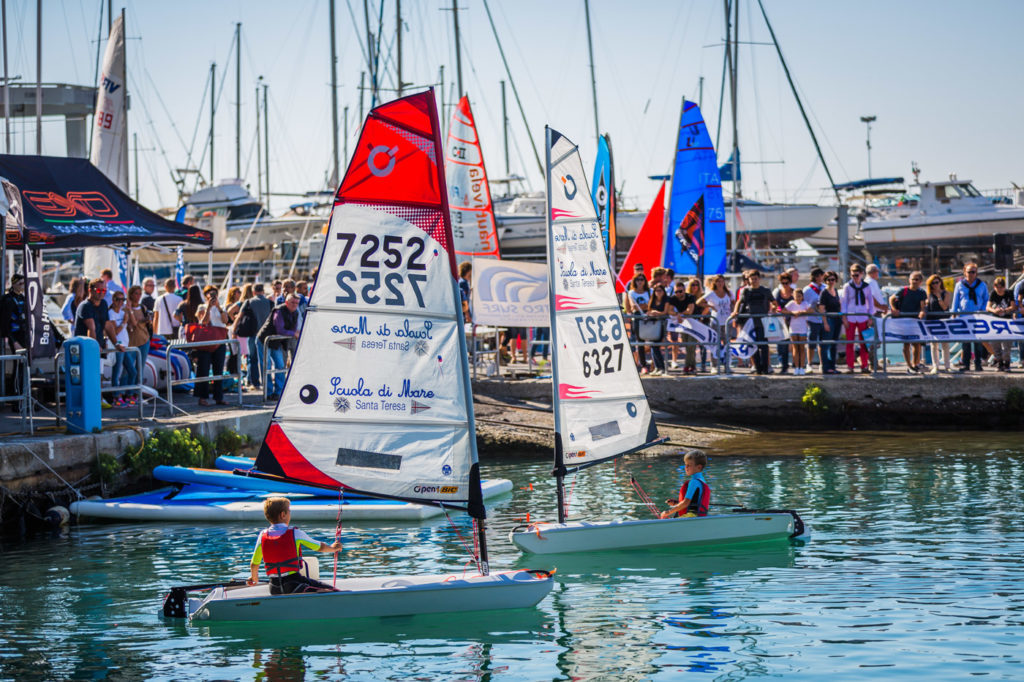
{"left": 1007, "top": 387, "right": 1024, "bottom": 412}
{"left": 125, "top": 428, "right": 215, "bottom": 475}
{"left": 214, "top": 429, "right": 251, "bottom": 456}
{"left": 801, "top": 384, "right": 829, "bottom": 413}
{"left": 93, "top": 452, "right": 122, "bottom": 487}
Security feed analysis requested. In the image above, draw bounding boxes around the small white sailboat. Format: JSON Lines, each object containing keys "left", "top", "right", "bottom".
{"left": 509, "top": 128, "right": 804, "bottom": 555}
{"left": 167, "top": 91, "right": 552, "bottom": 622}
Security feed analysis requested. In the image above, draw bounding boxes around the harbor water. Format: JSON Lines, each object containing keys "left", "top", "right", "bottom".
{"left": 1, "top": 432, "right": 1022, "bottom": 680}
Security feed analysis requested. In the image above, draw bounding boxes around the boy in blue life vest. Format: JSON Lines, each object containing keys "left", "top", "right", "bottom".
{"left": 660, "top": 451, "right": 711, "bottom": 519}
{"left": 247, "top": 497, "right": 342, "bottom": 594}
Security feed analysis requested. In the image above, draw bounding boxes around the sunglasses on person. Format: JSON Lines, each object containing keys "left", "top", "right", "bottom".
{"left": 113, "top": 296, "right": 125, "bottom": 302}
{"left": 966, "top": 269, "right": 978, "bottom": 274}
{"left": 826, "top": 277, "right": 837, "bottom": 282}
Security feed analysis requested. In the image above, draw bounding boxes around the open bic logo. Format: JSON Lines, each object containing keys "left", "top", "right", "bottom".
{"left": 477, "top": 266, "right": 547, "bottom": 304}
{"left": 22, "top": 191, "right": 119, "bottom": 219}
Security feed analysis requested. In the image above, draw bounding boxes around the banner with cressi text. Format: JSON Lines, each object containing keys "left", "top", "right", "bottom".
{"left": 471, "top": 257, "right": 549, "bottom": 327}
{"left": 882, "top": 315, "right": 1024, "bottom": 342}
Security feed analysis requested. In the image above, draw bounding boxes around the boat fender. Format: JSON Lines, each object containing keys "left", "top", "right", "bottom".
{"left": 45, "top": 506, "right": 70, "bottom": 528}
{"left": 730, "top": 507, "right": 805, "bottom": 537}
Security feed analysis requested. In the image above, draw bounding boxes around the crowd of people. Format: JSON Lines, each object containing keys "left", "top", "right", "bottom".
{"left": 1, "top": 257, "right": 1022, "bottom": 415}
{"left": 42, "top": 270, "right": 314, "bottom": 408}
{"left": 619, "top": 261, "right": 1024, "bottom": 376}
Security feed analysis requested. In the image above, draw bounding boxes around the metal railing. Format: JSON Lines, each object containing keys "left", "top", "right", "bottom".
{"left": 0, "top": 353, "right": 33, "bottom": 434}
{"left": 165, "top": 338, "right": 242, "bottom": 415}
{"left": 54, "top": 345, "right": 144, "bottom": 424}
{"left": 875, "top": 311, "right": 1021, "bottom": 376}
{"left": 262, "top": 335, "right": 293, "bottom": 399}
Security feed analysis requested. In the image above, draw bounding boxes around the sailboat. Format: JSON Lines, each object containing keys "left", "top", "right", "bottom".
{"left": 445, "top": 95, "right": 501, "bottom": 258}
{"left": 172, "top": 91, "right": 552, "bottom": 622}
{"left": 509, "top": 128, "right": 802, "bottom": 555}
{"left": 615, "top": 99, "right": 726, "bottom": 287}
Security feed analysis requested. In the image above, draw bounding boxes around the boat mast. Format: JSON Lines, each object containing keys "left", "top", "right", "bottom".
{"left": 730, "top": 0, "right": 740, "bottom": 201}
{"left": 583, "top": 0, "right": 599, "bottom": 143}
{"left": 501, "top": 80, "right": 509, "bottom": 176}
{"left": 263, "top": 81, "right": 269, "bottom": 209}
{"left": 34, "top": 0, "right": 40, "bottom": 154}
{"left": 209, "top": 62, "right": 215, "bottom": 184}
{"left": 451, "top": 0, "right": 463, "bottom": 97}
{"left": 395, "top": 0, "right": 403, "bottom": 97}
{"left": 255, "top": 79, "right": 262, "bottom": 203}
{"left": 544, "top": 127, "right": 568, "bottom": 525}
{"left": 235, "top": 23, "right": 241, "bottom": 180}
{"left": 329, "top": 0, "right": 340, "bottom": 187}
{"left": 2, "top": 0, "right": 9, "bottom": 152}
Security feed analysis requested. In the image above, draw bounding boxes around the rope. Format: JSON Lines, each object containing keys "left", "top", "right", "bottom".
{"left": 440, "top": 503, "right": 481, "bottom": 575}
{"left": 629, "top": 474, "right": 661, "bottom": 519}
{"left": 563, "top": 472, "right": 577, "bottom": 520}
{"left": 332, "top": 488, "right": 344, "bottom": 587}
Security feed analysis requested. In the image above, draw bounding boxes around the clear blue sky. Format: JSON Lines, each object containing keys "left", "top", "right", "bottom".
{"left": 7, "top": 0, "right": 1024, "bottom": 213}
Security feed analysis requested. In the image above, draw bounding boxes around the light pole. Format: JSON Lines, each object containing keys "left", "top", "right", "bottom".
{"left": 860, "top": 115, "right": 876, "bottom": 178}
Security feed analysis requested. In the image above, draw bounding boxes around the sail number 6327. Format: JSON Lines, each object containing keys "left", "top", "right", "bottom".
{"left": 581, "top": 343, "right": 624, "bottom": 378}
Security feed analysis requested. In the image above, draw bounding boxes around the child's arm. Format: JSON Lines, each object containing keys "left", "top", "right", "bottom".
{"left": 318, "top": 541, "right": 342, "bottom": 553}
{"left": 248, "top": 563, "right": 260, "bottom": 586}
{"left": 660, "top": 496, "right": 691, "bottom": 519}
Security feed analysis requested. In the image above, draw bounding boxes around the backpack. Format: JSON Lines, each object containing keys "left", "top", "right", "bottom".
{"left": 235, "top": 300, "right": 259, "bottom": 337}
{"left": 256, "top": 308, "right": 278, "bottom": 344}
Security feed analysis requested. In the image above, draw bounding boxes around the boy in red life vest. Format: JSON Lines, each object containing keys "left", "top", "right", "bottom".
{"left": 660, "top": 451, "right": 711, "bottom": 519}
{"left": 247, "top": 497, "right": 342, "bottom": 594}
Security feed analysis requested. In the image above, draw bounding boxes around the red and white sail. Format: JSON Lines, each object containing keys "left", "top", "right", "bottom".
{"left": 444, "top": 96, "right": 500, "bottom": 258}
{"left": 255, "top": 91, "right": 482, "bottom": 513}
{"left": 546, "top": 128, "right": 658, "bottom": 470}
{"left": 615, "top": 182, "right": 666, "bottom": 293}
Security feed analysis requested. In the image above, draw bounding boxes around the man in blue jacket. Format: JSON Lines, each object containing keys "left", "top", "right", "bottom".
{"left": 951, "top": 262, "right": 988, "bottom": 372}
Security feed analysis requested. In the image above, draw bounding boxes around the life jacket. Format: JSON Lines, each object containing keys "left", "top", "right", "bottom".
{"left": 261, "top": 527, "right": 304, "bottom": 577}
{"left": 676, "top": 478, "right": 710, "bottom": 517}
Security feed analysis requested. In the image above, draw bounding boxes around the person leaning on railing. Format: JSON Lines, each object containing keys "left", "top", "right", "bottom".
{"left": 773, "top": 272, "right": 795, "bottom": 374}
{"left": 697, "top": 274, "right": 733, "bottom": 375}
{"left": 889, "top": 271, "right": 928, "bottom": 374}
{"left": 667, "top": 280, "right": 695, "bottom": 373}
{"left": 627, "top": 272, "right": 652, "bottom": 374}
{"left": 986, "top": 277, "right": 1017, "bottom": 372}
{"left": 924, "top": 275, "right": 952, "bottom": 374}
{"left": 841, "top": 265, "right": 873, "bottom": 374}
{"left": 732, "top": 269, "right": 777, "bottom": 375}
{"left": 192, "top": 285, "right": 229, "bottom": 406}
{"left": 951, "top": 262, "right": 988, "bottom": 372}
{"left": 257, "top": 294, "right": 301, "bottom": 401}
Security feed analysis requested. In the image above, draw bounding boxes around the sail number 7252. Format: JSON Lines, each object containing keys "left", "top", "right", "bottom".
{"left": 334, "top": 232, "right": 428, "bottom": 307}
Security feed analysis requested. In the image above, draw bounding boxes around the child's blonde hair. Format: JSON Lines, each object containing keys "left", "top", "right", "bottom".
{"left": 263, "top": 497, "right": 291, "bottom": 523}
{"left": 684, "top": 450, "right": 708, "bottom": 469}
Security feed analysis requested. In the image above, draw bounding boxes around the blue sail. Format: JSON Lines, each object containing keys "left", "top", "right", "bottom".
{"left": 664, "top": 101, "right": 726, "bottom": 276}
{"left": 591, "top": 134, "right": 614, "bottom": 260}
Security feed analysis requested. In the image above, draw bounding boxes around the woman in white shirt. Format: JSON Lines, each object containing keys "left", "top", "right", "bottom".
{"left": 107, "top": 291, "right": 136, "bottom": 406}
{"left": 193, "top": 285, "right": 228, "bottom": 406}
{"left": 785, "top": 288, "right": 813, "bottom": 375}
{"left": 697, "top": 275, "right": 733, "bottom": 373}
{"left": 627, "top": 274, "right": 652, "bottom": 373}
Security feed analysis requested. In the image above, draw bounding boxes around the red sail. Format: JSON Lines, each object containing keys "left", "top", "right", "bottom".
{"left": 616, "top": 182, "right": 666, "bottom": 292}
{"left": 336, "top": 90, "right": 455, "bottom": 276}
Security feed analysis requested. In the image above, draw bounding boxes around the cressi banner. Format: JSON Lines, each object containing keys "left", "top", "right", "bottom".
{"left": 882, "top": 315, "right": 1024, "bottom": 343}
{"left": 471, "top": 257, "right": 549, "bottom": 327}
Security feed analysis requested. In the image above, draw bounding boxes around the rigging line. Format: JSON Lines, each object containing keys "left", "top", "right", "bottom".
{"left": 745, "top": 2, "right": 769, "bottom": 202}
{"left": 61, "top": 1, "right": 82, "bottom": 82}
{"left": 128, "top": 73, "right": 176, "bottom": 195}
{"left": 182, "top": 68, "right": 212, "bottom": 176}
{"left": 755, "top": 0, "right": 839, "bottom": 203}
{"left": 481, "top": 0, "right": 543, "bottom": 178}
{"left": 138, "top": 47, "right": 194, "bottom": 162}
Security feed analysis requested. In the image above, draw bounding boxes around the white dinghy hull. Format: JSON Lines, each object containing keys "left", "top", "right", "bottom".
{"left": 510, "top": 513, "right": 797, "bottom": 554}
{"left": 187, "top": 569, "right": 553, "bottom": 623}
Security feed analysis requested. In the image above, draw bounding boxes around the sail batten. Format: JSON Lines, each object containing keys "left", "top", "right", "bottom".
{"left": 445, "top": 96, "right": 501, "bottom": 258}
{"left": 255, "top": 91, "right": 481, "bottom": 512}
{"left": 545, "top": 128, "right": 659, "bottom": 470}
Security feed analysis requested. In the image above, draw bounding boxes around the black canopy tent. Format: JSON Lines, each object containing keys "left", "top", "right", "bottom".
{"left": 0, "top": 155, "right": 211, "bottom": 250}
{"left": 0, "top": 155, "right": 212, "bottom": 360}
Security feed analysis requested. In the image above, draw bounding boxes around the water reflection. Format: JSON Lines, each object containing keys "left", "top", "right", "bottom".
{"left": 1, "top": 436, "right": 1023, "bottom": 679}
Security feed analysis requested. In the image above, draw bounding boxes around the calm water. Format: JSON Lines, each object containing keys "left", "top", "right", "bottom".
{"left": 2, "top": 433, "right": 1023, "bottom": 680}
